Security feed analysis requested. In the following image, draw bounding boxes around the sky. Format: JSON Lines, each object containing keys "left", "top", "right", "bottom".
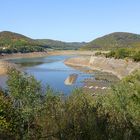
{"left": 0, "top": 0, "right": 140, "bottom": 42}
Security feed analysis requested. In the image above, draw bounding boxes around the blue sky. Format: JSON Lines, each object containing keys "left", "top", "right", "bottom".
{"left": 0, "top": 0, "right": 140, "bottom": 42}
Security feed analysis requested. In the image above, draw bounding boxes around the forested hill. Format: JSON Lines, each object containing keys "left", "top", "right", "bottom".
{"left": 81, "top": 32, "right": 140, "bottom": 50}
{"left": 37, "top": 39, "right": 86, "bottom": 50}
{"left": 0, "top": 31, "right": 86, "bottom": 53}
{"left": 1, "top": 31, "right": 140, "bottom": 52}
{"left": 0, "top": 31, "right": 44, "bottom": 53}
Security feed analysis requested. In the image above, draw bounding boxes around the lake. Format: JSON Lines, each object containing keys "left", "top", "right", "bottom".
{"left": 0, "top": 55, "right": 118, "bottom": 95}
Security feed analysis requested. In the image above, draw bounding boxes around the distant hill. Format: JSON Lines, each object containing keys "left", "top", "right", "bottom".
{"left": 81, "top": 32, "right": 140, "bottom": 50}
{"left": 0, "top": 31, "right": 86, "bottom": 54}
{"left": 0, "top": 31, "right": 44, "bottom": 53}
{"left": 37, "top": 39, "right": 86, "bottom": 50}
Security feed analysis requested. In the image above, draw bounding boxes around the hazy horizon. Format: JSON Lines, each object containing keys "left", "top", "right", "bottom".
{"left": 1, "top": 0, "right": 140, "bottom": 42}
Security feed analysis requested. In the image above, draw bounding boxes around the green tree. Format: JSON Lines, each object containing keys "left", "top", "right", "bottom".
{"left": 101, "top": 70, "right": 140, "bottom": 140}
{"left": 6, "top": 68, "right": 42, "bottom": 139}
{"left": 0, "top": 68, "right": 139, "bottom": 140}
{"left": 0, "top": 90, "right": 22, "bottom": 139}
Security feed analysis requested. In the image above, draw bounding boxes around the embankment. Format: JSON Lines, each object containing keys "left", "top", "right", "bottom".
{"left": 64, "top": 56, "right": 140, "bottom": 79}
{"left": 0, "top": 51, "right": 108, "bottom": 60}
{"left": 0, "top": 52, "right": 48, "bottom": 59}
{"left": 0, "top": 60, "right": 18, "bottom": 75}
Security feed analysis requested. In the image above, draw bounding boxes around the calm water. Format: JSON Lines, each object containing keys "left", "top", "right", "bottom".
{"left": 7, "top": 55, "right": 94, "bottom": 95}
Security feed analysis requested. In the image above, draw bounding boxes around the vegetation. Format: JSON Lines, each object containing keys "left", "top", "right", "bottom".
{"left": 0, "top": 68, "right": 139, "bottom": 139}
{"left": 81, "top": 32, "right": 140, "bottom": 50}
{"left": 0, "top": 31, "right": 45, "bottom": 54}
{"left": 0, "top": 31, "right": 86, "bottom": 53}
{"left": 0, "top": 46, "right": 45, "bottom": 54}
{"left": 1, "top": 31, "right": 140, "bottom": 53}
{"left": 37, "top": 39, "right": 86, "bottom": 50}
{"left": 101, "top": 48, "right": 140, "bottom": 62}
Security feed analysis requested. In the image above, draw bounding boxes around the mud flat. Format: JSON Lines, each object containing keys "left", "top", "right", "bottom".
{"left": 64, "top": 56, "right": 140, "bottom": 79}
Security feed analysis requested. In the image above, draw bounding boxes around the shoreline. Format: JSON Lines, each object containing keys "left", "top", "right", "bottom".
{"left": 1, "top": 50, "right": 136, "bottom": 79}
{"left": 0, "top": 52, "right": 48, "bottom": 60}
{"left": 0, "top": 60, "right": 19, "bottom": 75}
{"left": 0, "top": 50, "right": 109, "bottom": 60}
{"left": 0, "top": 51, "right": 97, "bottom": 75}
{"left": 0, "top": 52, "right": 49, "bottom": 75}
{"left": 64, "top": 56, "right": 140, "bottom": 79}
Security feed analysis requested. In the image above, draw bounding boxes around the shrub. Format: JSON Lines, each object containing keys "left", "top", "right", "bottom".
{"left": 0, "top": 68, "right": 139, "bottom": 139}
{"left": 95, "top": 51, "right": 102, "bottom": 56}
{"left": 105, "top": 48, "right": 140, "bottom": 62}
{"left": 105, "top": 50, "right": 115, "bottom": 58}
{"left": 114, "top": 48, "right": 130, "bottom": 59}
{"left": 132, "top": 51, "right": 140, "bottom": 62}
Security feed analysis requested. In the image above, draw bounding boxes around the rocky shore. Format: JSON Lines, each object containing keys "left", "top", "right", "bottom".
{"left": 64, "top": 56, "right": 140, "bottom": 79}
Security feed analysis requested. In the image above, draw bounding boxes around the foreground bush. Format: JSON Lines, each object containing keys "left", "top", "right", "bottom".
{"left": 100, "top": 70, "right": 140, "bottom": 140}
{"left": 0, "top": 68, "right": 139, "bottom": 139}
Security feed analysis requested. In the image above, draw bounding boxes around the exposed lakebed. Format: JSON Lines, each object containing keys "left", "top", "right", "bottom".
{"left": 0, "top": 55, "right": 119, "bottom": 95}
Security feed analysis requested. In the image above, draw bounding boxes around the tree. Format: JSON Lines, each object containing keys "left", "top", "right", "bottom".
{"left": 6, "top": 68, "right": 42, "bottom": 139}
{"left": 0, "top": 90, "right": 22, "bottom": 139}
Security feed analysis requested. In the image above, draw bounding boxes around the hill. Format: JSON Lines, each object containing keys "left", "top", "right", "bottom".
{"left": 0, "top": 31, "right": 44, "bottom": 53}
{"left": 0, "top": 31, "right": 86, "bottom": 53}
{"left": 37, "top": 39, "right": 86, "bottom": 50}
{"left": 81, "top": 32, "right": 140, "bottom": 50}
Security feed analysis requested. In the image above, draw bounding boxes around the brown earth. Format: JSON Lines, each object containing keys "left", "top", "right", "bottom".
{"left": 64, "top": 56, "right": 140, "bottom": 79}
{"left": 0, "top": 60, "right": 18, "bottom": 75}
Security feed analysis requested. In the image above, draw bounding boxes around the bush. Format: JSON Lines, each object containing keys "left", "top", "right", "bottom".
{"left": 132, "top": 51, "right": 140, "bottom": 62}
{"left": 105, "top": 50, "right": 115, "bottom": 58}
{"left": 0, "top": 68, "right": 139, "bottom": 139}
{"left": 114, "top": 49, "right": 130, "bottom": 59}
{"left": 105, "top": 48, "right": 140, "bottom": 62}
{"left": 95, "top": 51, "right": 102, "bottom": 56}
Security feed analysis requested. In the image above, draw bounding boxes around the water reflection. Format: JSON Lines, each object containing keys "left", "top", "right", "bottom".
{"left": 64, "top": 74, "right": 78, "bottom": 85}
{"left": 17, "top": 62, "right": 44, "bottom": 67}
